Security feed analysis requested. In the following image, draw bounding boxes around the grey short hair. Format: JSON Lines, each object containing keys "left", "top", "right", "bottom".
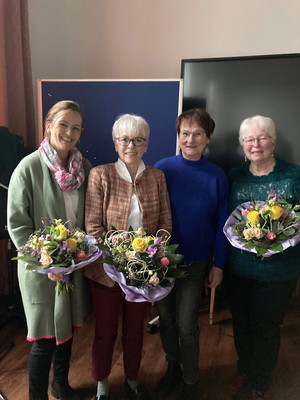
{"left": 239, "top": 115, "right": 276, "bottom": 145}
{"left": 112, "top": 114, "right": 150, "bottom": 140}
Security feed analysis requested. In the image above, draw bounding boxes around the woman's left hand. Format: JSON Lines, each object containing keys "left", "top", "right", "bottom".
{"left": 48, "top": 272, "right": 63, "bottom": 282}
{"left": 207, "top": 266, "right": 223, "bottom": 288}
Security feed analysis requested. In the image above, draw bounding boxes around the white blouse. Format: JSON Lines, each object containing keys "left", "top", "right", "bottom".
{"left": 114, "top": 158, "right": 145, "bottom": 230}
{"left": 62, "top": 190, "right": 79, "bottom": 229}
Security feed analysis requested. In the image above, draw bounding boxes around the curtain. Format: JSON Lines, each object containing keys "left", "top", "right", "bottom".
{"left": 0, "top": 0, "right": 35, "bottom": 296}
{"left": 0, "top": 0, "right": 36, "bottom": 148}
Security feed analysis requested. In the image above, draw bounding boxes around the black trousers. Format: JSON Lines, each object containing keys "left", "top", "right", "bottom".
{"left": 225, "top": 273, "right": 297, "bottom": 393}
{"left": 28, "top": 337, "right": 72, "bottom": 400}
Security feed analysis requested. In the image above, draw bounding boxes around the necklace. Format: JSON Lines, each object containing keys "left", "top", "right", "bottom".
{"left": 249, "top": 158, "right": 276, "bottom": 176}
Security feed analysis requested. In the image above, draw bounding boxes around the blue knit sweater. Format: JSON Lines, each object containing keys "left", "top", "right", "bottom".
{"left": 228, "top": 159, "right": 300, "bottom": 281}
{"left": 154, "top": 153, "right": 229, "bottom": 269}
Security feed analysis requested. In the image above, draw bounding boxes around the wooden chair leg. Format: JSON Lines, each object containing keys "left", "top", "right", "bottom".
{"left": 209, "top": 287, "right": 216, "bottom": 325}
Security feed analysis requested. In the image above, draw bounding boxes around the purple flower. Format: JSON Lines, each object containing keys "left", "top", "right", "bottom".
{"left": 154, "top": 236, "right": 163, "bottom": 245}
{"left": 267, "top": 189, "right": 278, "bottom": 202}
{"left": 58, "top": 241, "right": 68, "bottom": 255}
{"left": 147, "top": 246, "right": 158, "bottom": 258}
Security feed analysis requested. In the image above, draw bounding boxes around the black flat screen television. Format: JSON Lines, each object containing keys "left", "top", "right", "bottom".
{"left": 181, "top": 54, "right": 300, "bottom": 173}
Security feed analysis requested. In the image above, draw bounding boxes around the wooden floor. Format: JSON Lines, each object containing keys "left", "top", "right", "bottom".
{"left": 1, "top": 291, "right": 300, "bottom": 400}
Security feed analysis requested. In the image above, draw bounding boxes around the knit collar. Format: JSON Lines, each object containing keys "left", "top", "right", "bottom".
{"left": 178, "top": 152, "right": 206, "bottom": 167}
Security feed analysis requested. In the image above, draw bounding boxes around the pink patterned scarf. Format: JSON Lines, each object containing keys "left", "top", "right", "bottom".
{"left": 40, "top": 137, "right": 85, "bottom": 191}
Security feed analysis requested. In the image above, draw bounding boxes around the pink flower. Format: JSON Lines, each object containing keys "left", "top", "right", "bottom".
{"left": 267, "top": 232, "right": 276, "bottom": 240}
{"left": 125, "top": 250, "right": 136, "bottom": 260}
{"left": 149, "top": 272, "right": 160, "bottom": 286}
{"left": 77, "top": 250, "right": 87, "bottom": 259}
{"left": 160, "top": 257, "right": 170, "bottom": 266}
{"left": 242, "top": 209, "right": 249, "bottom": 216}
{"left": 40, "top": 254, "right": 53, "bottom": 267}
{"left": 243, "top": 227, "right": 264, "bottom": 240}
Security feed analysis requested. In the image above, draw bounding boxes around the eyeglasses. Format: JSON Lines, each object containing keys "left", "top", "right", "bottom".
{"left": 57, "top": 120, "right": 83, "bottom": 134}
{"left": 117, "top": 137, "right": 147, "bottom": 147}
{"left": 243, "top": 136, "right": 271, "bottom": 145}
{"left": 180, "top": 130, "right": 206, "bottom": 139}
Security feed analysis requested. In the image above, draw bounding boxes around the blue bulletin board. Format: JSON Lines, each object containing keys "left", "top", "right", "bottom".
{"left": 38, "top": 79, "right": 183, "bottom": 166}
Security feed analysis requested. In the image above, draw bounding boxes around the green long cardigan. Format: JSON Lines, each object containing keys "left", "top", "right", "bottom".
{"left": 7, "top": 149, "right": 91, "bottom": 344}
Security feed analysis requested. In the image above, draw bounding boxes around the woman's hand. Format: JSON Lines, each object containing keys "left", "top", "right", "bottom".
{"left": 48, "top": 272, "right": 63, "bottom": 282}
{"left": 208, "top": 266, "right": 223, "bottom": 289}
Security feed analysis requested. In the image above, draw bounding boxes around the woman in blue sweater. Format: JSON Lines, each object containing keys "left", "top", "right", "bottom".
{"left": 154, "top": 108, "right": 228, "bottom": 400}
{"left": 226, "top": 115, "right": 300, "bottom": 400}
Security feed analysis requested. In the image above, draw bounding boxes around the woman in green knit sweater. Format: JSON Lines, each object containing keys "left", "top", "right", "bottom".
{"left": 226, "top": 115, "right": 300, "bottom": 400}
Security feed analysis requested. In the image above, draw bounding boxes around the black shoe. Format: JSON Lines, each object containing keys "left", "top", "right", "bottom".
{"left": 124, "top": 380, "right": 150, "bottom": 400}
{"left": 155, "top": 361, "right": 182, "bottom": 397}
{"left": 178, "top": 382, "right": 197, "bottom": 400}
{"left": 51, "top": 381, "right": 80, "bottom": 400}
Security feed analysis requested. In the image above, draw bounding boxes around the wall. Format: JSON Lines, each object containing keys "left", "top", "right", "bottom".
{"left": 28, "top": 0, "right": 300, "bottom": 136}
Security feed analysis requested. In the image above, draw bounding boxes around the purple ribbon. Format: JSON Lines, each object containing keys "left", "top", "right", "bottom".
{"left": 103, "top": 263, "right": 174, "bottom": 302}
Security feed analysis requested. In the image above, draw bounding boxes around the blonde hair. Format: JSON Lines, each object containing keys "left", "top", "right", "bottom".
{"left": 44, "top": 100, "right": 84, "bottom": 137}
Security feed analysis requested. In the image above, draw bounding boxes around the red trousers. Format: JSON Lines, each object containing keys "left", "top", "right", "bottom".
{"left": 89, "top": 280, "right": 148, "bottom": 381}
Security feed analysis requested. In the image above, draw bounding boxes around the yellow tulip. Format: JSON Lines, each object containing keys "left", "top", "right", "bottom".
{"left": 57, "top": 224, "right": 68, "bottom": 240}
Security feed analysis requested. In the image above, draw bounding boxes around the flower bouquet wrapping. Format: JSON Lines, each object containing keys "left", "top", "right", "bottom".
{"left": 97, "top": 227, "right": 184, "bottom": 302}
{"left": 12, "top": 219, "right": 102, "bottom": 295}
{"left": 223, "top": 190, "right": 300, "bottom": 258}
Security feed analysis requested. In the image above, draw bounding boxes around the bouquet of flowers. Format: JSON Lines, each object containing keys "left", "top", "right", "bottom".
{"left": 223, "top": 190, "right": 300, "bottom": 258}
{"left": 97, "top": 227, "right": 184, "bottom": 302}
{"left": 13, "top": 218, "right": 102, "bottom": 295}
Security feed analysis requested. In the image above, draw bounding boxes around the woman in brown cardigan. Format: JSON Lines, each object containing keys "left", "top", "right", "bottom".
{"left": 84, "top": 114, "right": 172, "bottom": 400}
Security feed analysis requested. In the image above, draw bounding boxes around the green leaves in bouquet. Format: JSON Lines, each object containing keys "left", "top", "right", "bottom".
{"left": 12, "top": 254, "right": 39, "bottom": 264}
{"left": 98, "top": 227, "right": 185, "bottom": 288}
{"left": 164, "top": 244, "right": 184, "bottom": 276}
{"left": 11, "top": 219, "right": 100, "bottom": 296}
{"left": 230, "top": 193, "right": 300, "bottom": 259}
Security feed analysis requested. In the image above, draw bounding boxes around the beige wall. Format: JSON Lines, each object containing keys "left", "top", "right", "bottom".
{"left": 28, "top": 0, "right": 300, "bottom": 125}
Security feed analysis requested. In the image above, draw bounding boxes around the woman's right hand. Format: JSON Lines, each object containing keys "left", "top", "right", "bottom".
{"left": 48, "top": 272, "right": 63, "bottom": 282}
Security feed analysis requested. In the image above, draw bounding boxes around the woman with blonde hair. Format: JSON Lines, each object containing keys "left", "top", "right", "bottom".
{"left": 8, "top": 100, "right": 91, "bottom": 400}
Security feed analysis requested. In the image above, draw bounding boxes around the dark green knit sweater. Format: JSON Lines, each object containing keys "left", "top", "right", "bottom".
{"left": 227, "top": 159, "right": 300, "bottom": 282}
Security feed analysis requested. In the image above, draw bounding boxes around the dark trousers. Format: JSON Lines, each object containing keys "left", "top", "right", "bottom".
{"left": 225, "top": 273, "right": 297, "bottom": 393}
{"left": 89, "top": 280, "right": 148, "bottom": 381}
{"left": 28, "top": 337, "right": 72, "bottom": 400}
{"left": 156, "top": 261, "right": 208, "bottom": 384}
